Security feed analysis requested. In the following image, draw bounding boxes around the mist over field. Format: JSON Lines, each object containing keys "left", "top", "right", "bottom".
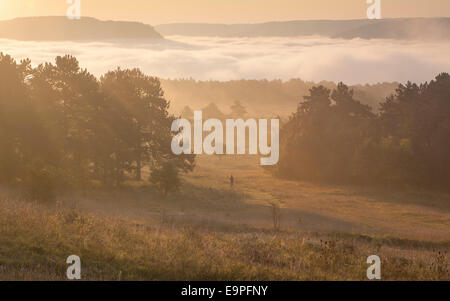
{"left": 1, "top": 36, "right": 449, "bottom": 84}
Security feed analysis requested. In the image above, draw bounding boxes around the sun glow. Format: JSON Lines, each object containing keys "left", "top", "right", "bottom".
{"left": 0, "top": 0, "right": 449, "bottom": 24}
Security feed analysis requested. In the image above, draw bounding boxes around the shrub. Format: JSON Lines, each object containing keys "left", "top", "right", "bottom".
{"left": 25, "top": 167, "right": 56, "bottom": 204}
{"left": 149, "top": 161, "right": 181, "bottom": 198}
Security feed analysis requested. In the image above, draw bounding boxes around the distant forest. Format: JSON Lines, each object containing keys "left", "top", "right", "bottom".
{"left": 162, "top": 79, "right": 398, "bottom": 117}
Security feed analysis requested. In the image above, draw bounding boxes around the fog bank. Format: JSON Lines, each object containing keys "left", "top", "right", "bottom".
{"left": 1, "top": 36, "right": 449, "bottom": 84}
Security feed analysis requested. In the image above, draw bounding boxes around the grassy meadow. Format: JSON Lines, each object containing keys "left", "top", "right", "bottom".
{"left": 0, "top": 155, "right": 448, "bottom": 280}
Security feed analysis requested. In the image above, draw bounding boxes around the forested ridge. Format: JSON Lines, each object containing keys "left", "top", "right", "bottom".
{"left": 0, "top": 17, "right": 162, "bottom": 41}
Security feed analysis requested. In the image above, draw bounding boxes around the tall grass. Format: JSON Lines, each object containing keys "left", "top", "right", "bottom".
{"left": 0, "top": 198, "right": 447, "bottom": 280}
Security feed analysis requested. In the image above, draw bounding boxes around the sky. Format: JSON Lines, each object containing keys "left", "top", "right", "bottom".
{"left": 0, "top": 0, "right": 449, "bottom": 25}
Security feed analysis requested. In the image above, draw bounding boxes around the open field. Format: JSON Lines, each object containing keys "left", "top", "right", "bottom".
{"left": 185, "top": 156, "right": 450, "bottom": 241}
{"left": 0, "top": 155, "right": 449, "bottom": 280}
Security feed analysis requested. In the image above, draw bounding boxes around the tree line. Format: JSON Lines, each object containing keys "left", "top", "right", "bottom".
{"left": 0, "top": 53, "right": 194, "bottom": 201}
{"left": 181, "top": 100, "right": 248, "bottom": 121}
{"left": 161, "top": 78, "right": 397, "bottom": 117}
{"left": 275, "top": 73, "right": 450, "bottom": 189}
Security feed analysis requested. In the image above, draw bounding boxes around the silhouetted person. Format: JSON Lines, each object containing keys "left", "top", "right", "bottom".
{"left": 229, "top": 175, "right": 234, "bottom": 189}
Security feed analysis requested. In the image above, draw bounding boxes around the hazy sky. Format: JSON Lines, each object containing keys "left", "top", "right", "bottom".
{"left": 0, "top": 0, "right": 449, "bottom": 24}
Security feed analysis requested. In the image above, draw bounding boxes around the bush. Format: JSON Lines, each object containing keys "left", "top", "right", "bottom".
{"left": 25, "top": 167, "right": 56, "bottom": 204}
{"left": 149, "top": 162, "right": 181, "bottom": 198}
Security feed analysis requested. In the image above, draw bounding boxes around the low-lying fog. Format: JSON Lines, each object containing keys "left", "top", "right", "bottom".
{"left": 1, "top": 36, "right": 449, "bottom": 84}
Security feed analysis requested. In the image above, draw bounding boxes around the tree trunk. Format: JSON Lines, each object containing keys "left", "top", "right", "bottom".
{"left": 136, "top": 157, "right": 142, "bottom": 181}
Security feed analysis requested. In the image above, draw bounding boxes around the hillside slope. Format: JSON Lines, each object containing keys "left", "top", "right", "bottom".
{"left": 0, "top": 16, "right": 163, "bottom": 41}
{"left": 156, "top": 18, "right": 450, "bottom": 40}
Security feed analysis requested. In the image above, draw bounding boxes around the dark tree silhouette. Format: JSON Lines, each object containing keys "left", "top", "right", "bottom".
{"left": 276, "top": 74, "right": 450, "bottom": 189}
{"left": 0, "top": 54, "right": 195, "bottom": 201}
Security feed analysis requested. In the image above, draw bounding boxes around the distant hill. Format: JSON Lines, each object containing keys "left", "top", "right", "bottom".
{"left": 156, "top": 18, "right": 450, "bottom": 40}
{"left": 3, "top": 17, "right": 447, "bottom": 41}
{"left": 0, "top": 16, "right": 163, "bottom": 41}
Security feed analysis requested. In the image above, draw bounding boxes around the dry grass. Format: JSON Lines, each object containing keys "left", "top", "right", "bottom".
{"left": 0, "top": 155, "right": 448, "bottom": 280}
{"left": 0, "top": 197, "right": 448, "bottom": 280}
{"left": 185, "top": 155, "right": 450, "bottom": 241}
